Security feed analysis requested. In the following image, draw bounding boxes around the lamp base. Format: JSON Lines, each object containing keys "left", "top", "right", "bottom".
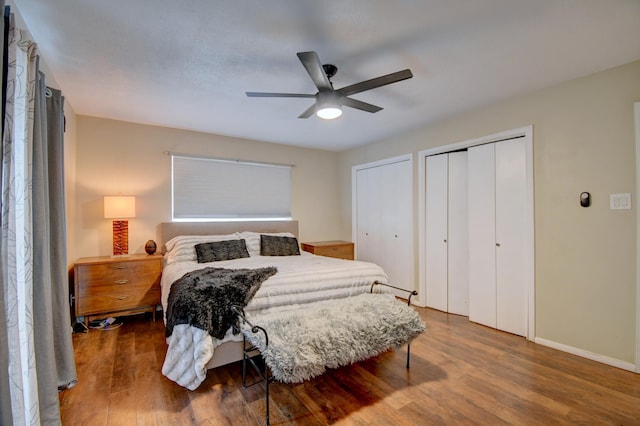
{"left": 112, "top": 220, "right": 129, "bottom": 256}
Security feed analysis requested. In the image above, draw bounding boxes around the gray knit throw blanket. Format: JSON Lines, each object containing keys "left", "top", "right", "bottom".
{"left": 165, "top": 266, "right": 277, "bottom": 339}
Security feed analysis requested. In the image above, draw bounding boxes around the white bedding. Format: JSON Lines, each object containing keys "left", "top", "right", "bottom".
{"left": 161, "top": 251, "right": 390, "bottom": 389}
{"left": 161, "top": 251, "right": 390, "bottom": 317}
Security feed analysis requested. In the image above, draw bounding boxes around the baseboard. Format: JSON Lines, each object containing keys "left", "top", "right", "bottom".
{"left": 534, "top": 337, "right": 637, "bottom": 373}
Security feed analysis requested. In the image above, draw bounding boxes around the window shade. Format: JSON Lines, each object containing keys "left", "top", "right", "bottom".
{"left": 172, "top": 154, "right": 292, "bottom": 221}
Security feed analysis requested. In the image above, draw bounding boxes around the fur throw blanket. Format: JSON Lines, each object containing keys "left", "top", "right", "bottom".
{"left": 165, "top": 266, "right": 277, "bottom": 339}
{"left": 243, "top": 293, "right": 425, "bottom": 383}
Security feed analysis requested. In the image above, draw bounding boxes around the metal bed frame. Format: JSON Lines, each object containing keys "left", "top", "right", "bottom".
{"left": 233, "top": 282, "right": 419, "bottom": 426}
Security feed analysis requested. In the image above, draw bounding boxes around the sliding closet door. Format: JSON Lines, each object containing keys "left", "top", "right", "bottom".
{"left": 495, "top": 139, "right": 527, "bottom": 336}
{"left": 425, "top": 154, "right": 448, "bottom": 311}
{"left": 468, "top": 143, "right": 497, "bottom": 328}
{"left": 447, "top": 151, "right": 469, "bottom": 316}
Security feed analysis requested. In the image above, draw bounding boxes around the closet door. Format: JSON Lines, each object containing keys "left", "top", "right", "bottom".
{"left": 468, "top": 143, "right": 497, "bottom": 328}
{"left": 355, "top": 159, "right": 413, "bottom": 295}
{"left": 425, "top": 154, "right": 448, "bottom": 311}
{"left": 495, "top": 139, "right": 527, "bottom": 336}
{"left": 424, "top": 152, "right": 468, "bottom": 314}
{"left": 447, "top": 151, "right": 469, "bottom": 316}
{"left": 355, "top": 167, "right": 373, "bottom": 262}
{"left": 358, "top": 166, "right": 385, "bottom": 267}
{"left": 384, "top": 160, "right": 413, "bottom": 294}
{"left": 468, "top": 139, "right": 527, "bottom": 336}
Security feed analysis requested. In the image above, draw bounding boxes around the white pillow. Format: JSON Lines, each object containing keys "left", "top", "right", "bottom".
{"left": 164, "top": 233, "right": 241, "bottom": 265}
{"left": 240, "top": 231, "right": 296, "bottom": 256}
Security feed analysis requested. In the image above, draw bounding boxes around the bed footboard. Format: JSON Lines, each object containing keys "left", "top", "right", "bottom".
{"left": 232, "top": 306, "right": 273, "bottom": 426}
{"left": 371, "top": 281, "right": 419, "bottom": 368}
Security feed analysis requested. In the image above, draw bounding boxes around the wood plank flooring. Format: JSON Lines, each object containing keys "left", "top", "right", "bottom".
{"left": 59, "top": 307, "right": 640, "bottom": 425}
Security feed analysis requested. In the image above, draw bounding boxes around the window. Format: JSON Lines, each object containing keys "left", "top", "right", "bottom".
{"left": 171, "top": 153, "right": 292, "bottom": 221}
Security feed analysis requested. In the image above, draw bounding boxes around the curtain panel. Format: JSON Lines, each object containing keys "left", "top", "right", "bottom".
{"left": 0, "top": 4, "right": 11, "bottom": 426}
{"left": 0, "top": 10, "right": 77, "bottom": 426}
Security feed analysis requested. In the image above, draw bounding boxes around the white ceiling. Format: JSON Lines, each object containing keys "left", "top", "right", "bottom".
{"left": 11, "top": 0, "right": 640, "bottom": 151}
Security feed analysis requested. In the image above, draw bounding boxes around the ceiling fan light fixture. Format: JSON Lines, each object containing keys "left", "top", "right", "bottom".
{"left": 317, "top": 105, "right": 342, "bottom": 119}
{"left": 316, "top": 91, "right": 342, "bottom": 119}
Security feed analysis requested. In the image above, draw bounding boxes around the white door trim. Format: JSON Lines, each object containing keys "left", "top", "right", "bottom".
{"left": 418, "top": 125, "right": 535, "bottom": 340}
{"left": 634, "top": 101, "right": 640, "bottom": 373}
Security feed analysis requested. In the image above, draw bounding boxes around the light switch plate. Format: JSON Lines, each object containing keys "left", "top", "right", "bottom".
{"left": 610, "top": 193, "right": 632, "bottom": 210}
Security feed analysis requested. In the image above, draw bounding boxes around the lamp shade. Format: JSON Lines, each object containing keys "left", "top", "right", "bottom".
{"left": 104, "top": 196, "right": 136, "bottom": 219}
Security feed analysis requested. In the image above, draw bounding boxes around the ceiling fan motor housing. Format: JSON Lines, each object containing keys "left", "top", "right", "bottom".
{"left": 322, "top": 64, "right": 338, "bottom": 79}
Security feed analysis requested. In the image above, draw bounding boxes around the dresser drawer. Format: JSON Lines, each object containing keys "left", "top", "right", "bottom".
{"left": 76, "top": 267, "right": 160, "bottom": 296}
{"left": 75, "top": 260, "right": 160, "bottom": 282}
{"left": 301, "top": 241, "right": 354, "bottom": 260}
{"left": 77, "top": 289, "right": 160, "bottom": 316}
{"left": 314, "top": 244, "right": 352, "bottom": 259}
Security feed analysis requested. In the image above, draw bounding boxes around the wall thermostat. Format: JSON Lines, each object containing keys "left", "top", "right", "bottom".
{"left": 580, "top": 192, "right": 591, "bottom": 207}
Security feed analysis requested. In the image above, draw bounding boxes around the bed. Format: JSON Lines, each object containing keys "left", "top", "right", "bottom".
{"left": 158, "top": 221, "right": 423, "bottom": 395}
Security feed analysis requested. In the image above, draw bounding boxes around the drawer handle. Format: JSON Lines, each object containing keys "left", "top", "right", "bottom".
{"left": 114, "top": 279, "right": 129, "bottom": 285}
{"left": 114, "top": 265, "right": 127, "bottom": 270}
{"left": 112, "top": 295, "right": 129, "bottom": 300}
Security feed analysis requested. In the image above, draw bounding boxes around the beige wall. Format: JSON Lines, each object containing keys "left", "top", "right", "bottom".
{"left": 338, "top": 60, "right": 640, "bottom": 364}
{"left": 73, "top": 117, "right": 340, "bottom": 258}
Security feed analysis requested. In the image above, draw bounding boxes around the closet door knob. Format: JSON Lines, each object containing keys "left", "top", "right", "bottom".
{"left": 496, "top": 243, "right": 501, "bottom": 247}
{"left": 443, "top": 239, "right": 447, "bottom": 243}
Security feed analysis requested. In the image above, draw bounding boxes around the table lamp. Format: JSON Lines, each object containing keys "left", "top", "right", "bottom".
{"left": 104, "top": 196, "right": 136, "bottom": 256}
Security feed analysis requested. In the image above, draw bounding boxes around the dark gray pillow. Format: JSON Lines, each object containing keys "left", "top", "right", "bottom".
{"left": 260, "top": 234, "right": 300, "bottom": 256}
{"left": 195, "top": 239, "right": 250, "bottom": 263}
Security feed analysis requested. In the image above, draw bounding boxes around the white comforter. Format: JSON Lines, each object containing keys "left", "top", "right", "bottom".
{"left": 161, "top": 252, "right": 389, "bottom": 389}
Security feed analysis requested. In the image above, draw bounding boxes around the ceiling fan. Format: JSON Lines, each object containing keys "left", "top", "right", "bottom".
{"left": 246, "top": 51, "right": 413, "bottom": 119}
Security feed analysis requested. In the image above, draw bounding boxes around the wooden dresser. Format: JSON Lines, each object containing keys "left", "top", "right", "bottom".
{"left": 300, "top": 240, "right": 354, "bottom": 260}
{"left": 74, "top": 254, "right": 162, "bottom": 326}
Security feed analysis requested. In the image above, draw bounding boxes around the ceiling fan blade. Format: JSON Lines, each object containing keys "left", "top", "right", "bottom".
{"left": 337, "top": 69, "right": 413, "bottom": 97}
{"left": 297, "top": 103, "right": 316, "bottom": 119}
{"left": 342, "top": 97, "right": 383, "bottom": 113}
{"left": 246, "top": 92, "right": 315, "bottom": 98}
{"left": 297, "top": 51, "right": 333, "bottom": 92}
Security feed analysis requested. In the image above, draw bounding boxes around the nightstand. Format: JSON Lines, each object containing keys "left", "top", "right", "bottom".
{"left": 300, "top": 240, "right": 354, "bottom": 260}
{"left": 73, "top": 254, "right": 163, "bottom": 327}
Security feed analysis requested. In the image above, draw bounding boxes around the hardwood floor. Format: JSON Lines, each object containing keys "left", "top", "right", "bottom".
{"left": 59, "top": 307, "right": 640, "bottom": 425}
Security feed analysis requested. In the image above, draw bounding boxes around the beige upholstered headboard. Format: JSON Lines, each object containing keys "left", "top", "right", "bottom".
{"left": 158, "top": 220, "right": 299, "bottom": 253}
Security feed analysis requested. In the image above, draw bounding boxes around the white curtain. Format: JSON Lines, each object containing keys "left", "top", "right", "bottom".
{"left": 0, "top": 12, "right": 76, "bottom": 425}
{"left": 1, "top": 13, "right": 40, "bottom": 425}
